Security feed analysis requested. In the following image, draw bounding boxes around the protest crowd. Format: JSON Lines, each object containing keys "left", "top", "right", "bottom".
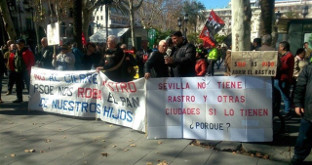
{"left": 1, "top": 28, "right": 312, "bottom": 165}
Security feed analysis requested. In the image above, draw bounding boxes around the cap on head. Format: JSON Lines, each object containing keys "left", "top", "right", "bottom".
{"left": 170, "top": 31, "right": 183, "bottom": 37}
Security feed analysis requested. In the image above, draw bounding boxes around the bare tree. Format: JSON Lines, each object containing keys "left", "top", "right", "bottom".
{"left": 118, "top": 0, "right": 143, "bottom": 47}
{"left": 231, "top": 0, "right": 251, "bottom": 51}
{"left": 0, "top": 0, "right": 17, "bottom": 40}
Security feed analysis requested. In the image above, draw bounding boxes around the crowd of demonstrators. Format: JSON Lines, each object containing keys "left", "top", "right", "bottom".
{"left": 195, "top": 44, "right": 207, "bottom": 76}
{"left": 165, "top": 31, "right": 196, "bottom": 77}
{"left": 7, "top": 39, "right": 35, "bottom": 103}
{"left": 144, "top": 40, "right": 169, "bottom": 79}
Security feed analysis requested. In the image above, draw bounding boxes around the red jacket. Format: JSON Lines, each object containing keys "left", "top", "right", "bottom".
{"left": 22, "top": 48, "right": 35, "bottom": 73}
{"left": 8, "top": 52, "right": 15, "bottom": 71}
{"left": 276, "top": 51, "right": 294, "bottom": 83}
{"left": 8, "top": 48, "right": 35, "bottom": 73}
{"left": 195, "top": 59, "right": 207, "bottom": 76}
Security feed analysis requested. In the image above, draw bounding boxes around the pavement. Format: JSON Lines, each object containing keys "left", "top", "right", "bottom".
{"left": 0, "top": 65, "right": 312, "bottom": 165}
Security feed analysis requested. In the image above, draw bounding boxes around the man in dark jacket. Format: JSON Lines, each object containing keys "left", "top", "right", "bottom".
{"left": 165, "top": 31, "right": 196, "bottom": 77}
{"left": 137, "top": 40, "right": 152, "bottom": 78}
{"left": 144, "top": 40, "right": 169, "bottom": 79}
{"left": 291, "top": 64, "right": 312, "bottom": 165}
{"left": 35, "top": 37, "right": 53, "bottom": 69}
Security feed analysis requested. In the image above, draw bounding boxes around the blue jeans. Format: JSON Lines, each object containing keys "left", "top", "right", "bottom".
{"left": 273, "top": 79, "right": 291, "bottom": 114}
{"left": 291, "top": 118, "right": 312, "bottom": 165}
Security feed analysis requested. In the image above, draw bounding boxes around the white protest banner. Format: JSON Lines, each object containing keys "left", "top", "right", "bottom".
{"left": 231, "top": 51, "right": 278, "bottom": 76}
{"left": 47, "top": 22, "right": 60, "bottom": 45}
{"left": 146, "top": 76, "right": 272, "bottom": 142}
{"left": 28, "top": 67, "right": 146, "bottom": 132}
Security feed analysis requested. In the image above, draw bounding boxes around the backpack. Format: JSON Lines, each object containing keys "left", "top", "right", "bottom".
{"left": 14, "top": 51, "right": 26, "bottom": 72}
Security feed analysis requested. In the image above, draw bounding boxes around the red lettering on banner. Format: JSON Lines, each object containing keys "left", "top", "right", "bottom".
{"left": 168, "top": 95, "right": 195, "bottom": 102}
{"left": 165, "top": 108, "right": 200, "bottom": 115}
{"left": 217, "top": 81, "right": 242, "bottom": 89}
{"left": 34, "top": 74, "right": 45, "bottom": 80}
{"left": 208, "top": 108, "right": 217, "bottom": 116}
{"left": 158, "top": 82, "right": 190, "bottom": 90}
{"left": 77, "top": 88, "right": 102, "bottom": 100}
{"left": 217, "top": 95, "right": 245, "bottom": 103}
{"left": 224, "top": 109, "right": 234, "bottom": 116}
{"left": 102, "top": 81, "right": 137, "bottom": 93}
{"left": 240, "top": 109, "right": 268, "bottom": 116}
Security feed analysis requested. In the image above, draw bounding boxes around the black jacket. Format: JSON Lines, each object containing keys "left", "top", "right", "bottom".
{"left": 36, "top": 46, "right": 53, "bottom": 69}
{"left": 170, "top": 39, "right": 196, "bottom": 77}
{"left": 144, "top": 51, "right": 168, "bottom": 78}
{"left": 99, "top": 48, "right": 135, "bottom": 82}
{"left": 294, "top": 64, "right": 312, "bottom": 121}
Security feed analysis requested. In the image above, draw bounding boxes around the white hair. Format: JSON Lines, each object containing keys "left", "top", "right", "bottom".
{"left": 159, "top": 40, "right": 166, "bottom": 46}
{"left": 107, "top": 35, "right": 117, "bottom": 43}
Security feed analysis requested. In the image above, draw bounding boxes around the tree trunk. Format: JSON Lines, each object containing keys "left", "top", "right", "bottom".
{"left": 0, "top": 0, "right": 17, "bottom": 40}
{"left": 82, "top": 8, "right": 91, "bottom": 42}
{"left": 73, "top": 0, "right": 83, "bottom": 50}
{"left": 129, "top": 0, "right": 135, "bottom": 47}
{"left": 260, "top": 0, "right": 274, "bottom": 36}
{"left": 231, "top": 0, "right": 251, "bottom": 51}
{"left": 105, "top": 5, "right": 108, "bottom": 41}
{"left": 34, "top": 11, "right": 40, "bottom": 50}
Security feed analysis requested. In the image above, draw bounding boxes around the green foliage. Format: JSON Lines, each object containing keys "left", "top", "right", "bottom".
{"left": 154, "top": 29, "right": 173, "bottom": 45}
{"left": 187, "top": 32, "right": 202, "bottom": 44}
{"left": 214, "top": 34, "right": 227, "bottom": 44}
{"left": 182, "top": 0, "right": 206, "bottom": 33}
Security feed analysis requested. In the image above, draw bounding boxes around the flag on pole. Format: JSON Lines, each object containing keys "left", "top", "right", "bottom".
{"left": 199, "top": 10, "right": 225, "bottom": 47}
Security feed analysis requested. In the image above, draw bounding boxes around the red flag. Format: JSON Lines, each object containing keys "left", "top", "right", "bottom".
{"left": 199, "top": 10, "right": 225, "bottom": 47}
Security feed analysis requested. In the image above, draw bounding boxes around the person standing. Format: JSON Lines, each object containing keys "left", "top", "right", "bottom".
{"left": 137, "top": 40, "right": 152, "bottom": 78}
{"left": 52, "top": 43, "right": 75, "bottom": 70}
{"left": 144, "top": 40, "right": 169, "bottom": 79}
{"left": 274, "top": 41, "right": 294, "bottom": 118}
{"left": 35, "top": 37, "right": 53, "bottom": 69}
{"left": 164, "top": 31, "right": 196, "bottom": 77}
{"left": 206, "top": 46, "right": 219, "bottom": 76}
{"left": 14, "top": 39, "right": 35, "bottom": 103}
{"left": 290, "top": 64, "right": 312, "bottom": 165}
{"left": 303, "top": 42, "right": 312, "bottom": 62}
{"left": 6, "top": 44, "right": 17, "bottom": 95}
{"left": 96, "top": 35, "right": 135, "bottom": 82}
{"left": 195, "top": 44, "right": 207, "bottom": 76}
{"left": 81, "top": 42, "right": 101, "bottom": 70}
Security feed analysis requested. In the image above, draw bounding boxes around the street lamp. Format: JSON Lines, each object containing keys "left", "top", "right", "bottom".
{"left": 302, "top": 5, "right": 309, "bottom": 18}
{"left": 178, "top": 17, "right": 182, "bottom": 31}
{"left": 183, "top": 14, "right": 188, "bottom": 37}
